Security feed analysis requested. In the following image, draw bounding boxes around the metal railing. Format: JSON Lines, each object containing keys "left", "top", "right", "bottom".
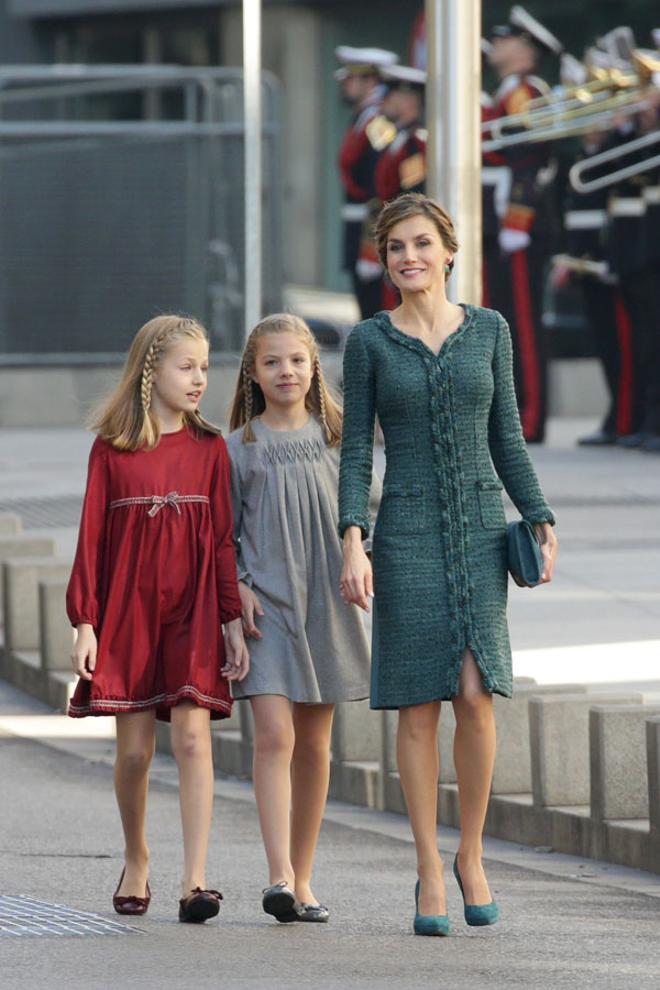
{"left": 0, "top": 65, "right": 283, "bottom": 357}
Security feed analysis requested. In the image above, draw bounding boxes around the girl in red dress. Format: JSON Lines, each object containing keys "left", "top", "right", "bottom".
{"left": 67, "top": 314, "right": 249, "bottom": 924}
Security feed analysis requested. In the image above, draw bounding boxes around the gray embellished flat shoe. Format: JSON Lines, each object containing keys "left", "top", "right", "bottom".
{"left": 262, "top": 881, "right": 299, "bottom": 923}
{"left": 295, "top": 902, "right": 330, "bottom": 923}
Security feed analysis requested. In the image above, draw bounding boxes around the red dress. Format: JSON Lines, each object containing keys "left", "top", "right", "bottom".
{"left": 67, "top": 428, "right": 242, "bottom": 721}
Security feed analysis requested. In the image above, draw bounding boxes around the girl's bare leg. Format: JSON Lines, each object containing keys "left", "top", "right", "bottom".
{"left": 452, "top": 650, "right": 496, "bottom": 905}
{"left": 170, "top": 702, "right": 214, "bottom": 896}
{"left": 250, "top": 695, "right": 296, "bottom": 887}
{"left": 397, "top": 700, "right": 446, "bottom": 915}
{"left": 114, "top": 710, "right": 155, "bottom": 896}
{"left": 290, "top": 703, "right": 334, "bottom": 905}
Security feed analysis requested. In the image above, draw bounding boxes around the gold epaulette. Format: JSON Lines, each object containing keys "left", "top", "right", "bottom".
{"left": 399, "top": 153, "right": 426, "bottom": 190}
{"left": 366, "top": 115, "right": 397, "bottom": 151}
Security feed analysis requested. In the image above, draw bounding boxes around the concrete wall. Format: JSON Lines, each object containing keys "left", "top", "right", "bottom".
{"left": 0, "top": 4, "right": 43, "bottom": 62}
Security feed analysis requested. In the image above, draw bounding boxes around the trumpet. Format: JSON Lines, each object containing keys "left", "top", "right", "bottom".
{"left": 480, "top": 65, "right": 637, "bottom": 135}
{"left": 569, "top": 130, "right": 660, "bottom": 193}
{"left": 482, "top": 49, "right": 658, "bottom": 151}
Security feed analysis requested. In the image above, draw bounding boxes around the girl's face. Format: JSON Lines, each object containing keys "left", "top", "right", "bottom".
{"left": 252, "top": 331, "right": 313, "bottom": 412}
{"left": 150, "top": 337, "right": 209, "bottom": 422}
{"left": 385, "top": 214, "right": 450, "bottom": 294}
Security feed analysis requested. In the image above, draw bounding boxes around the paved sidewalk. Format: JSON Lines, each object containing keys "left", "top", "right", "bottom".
{"left": 1, "top": 679, "right": 659, "bottom": 990}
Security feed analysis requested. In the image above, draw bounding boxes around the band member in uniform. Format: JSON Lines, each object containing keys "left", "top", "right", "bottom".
{"left": 554, "top": 129, "right": 635, "bottom": 446}
{"left": 375, "top": 66, "right": 427, "bottom": 202}
{"left": 335, "top": 46, "right": 399, "bottom": 319}
{"left": 483, "top": 7, "right": 564, "bottom": 443}
{"left": 605, "top": 97, "right": 659, "bottom": 452}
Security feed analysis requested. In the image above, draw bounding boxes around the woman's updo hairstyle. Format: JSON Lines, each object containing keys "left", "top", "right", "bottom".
{"left": 373, "top": 192, "right": 459, "bottom": 281}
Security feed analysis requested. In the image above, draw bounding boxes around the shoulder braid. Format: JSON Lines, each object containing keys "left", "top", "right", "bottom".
{"left": 140, "top": 332, "right": 166, "bottom": 412}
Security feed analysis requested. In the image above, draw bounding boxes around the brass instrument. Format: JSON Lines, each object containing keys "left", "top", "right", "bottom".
{"left": 568, "top": 130, "right": 660, "bottom": 193}
{"left": 482, "top": 51, "right": 658, "bottom": 152}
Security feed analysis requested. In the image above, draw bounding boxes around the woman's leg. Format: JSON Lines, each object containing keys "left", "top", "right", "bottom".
{"left": 114, "top": 710, "right": 156, "bottom": 896}
{"left": 452, "top": 650, "right": 496, "bottom": 905}
{"left": 290, "top": 703, "right": 335, "bottom": 905}
{"left": 170, "top": 702, "right": 214, "bottom": 896}
{"left": 397, "top": 700, "right": 445, "bottom": 915}
{"left": 250, "top": 695, "right": 296, "bottom": 888}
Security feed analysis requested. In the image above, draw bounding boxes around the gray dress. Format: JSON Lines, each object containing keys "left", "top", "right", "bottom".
{"left": 226, "top": 417, "right": 377, "bottom": 704}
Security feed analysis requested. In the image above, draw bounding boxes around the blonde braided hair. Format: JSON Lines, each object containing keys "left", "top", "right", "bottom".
{"left": 91, "top": 314, "right": 222, "bottom": 451}
{"left": 140, "top": 330, "right": 168, "bottom": 414}
{"left": 314, "top": 356, "right": 332, "bottom": 444}
{"left": 228, "top": 312, "right": 342, "bottom": 446}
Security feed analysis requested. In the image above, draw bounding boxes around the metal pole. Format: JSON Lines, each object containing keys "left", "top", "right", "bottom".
{"left": 425, "top": 0, "right": 482, "bottom": 304}
{"left": 243, "top": 0, "right": 262, "bottom": 335}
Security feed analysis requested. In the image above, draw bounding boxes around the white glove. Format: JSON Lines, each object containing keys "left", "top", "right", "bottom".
{"left": 355, "top": 258, "right": 383, "bottom": 282}
{"left": 498, "top": 228, "right": 531, "bottom": 254}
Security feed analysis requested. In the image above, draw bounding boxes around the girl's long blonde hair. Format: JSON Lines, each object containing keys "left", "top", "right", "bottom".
{"left": 92, "top": 315, "right": 221, "bottom": 451}
{"left": 229, "top": 313, "right": 342, "bottom": 446}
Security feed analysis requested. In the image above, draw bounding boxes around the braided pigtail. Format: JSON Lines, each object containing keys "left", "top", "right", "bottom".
{"left": 140, "top": 335, "right": 161, "bottom": 413}
{"left": 242, "top": 362, "right": 257, "bottom": 443}
{"left": 313, "top": 357, "right": 331, "bottom": 444}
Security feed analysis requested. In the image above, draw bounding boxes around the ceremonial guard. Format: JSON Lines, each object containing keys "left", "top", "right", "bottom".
{"left": 604, "top": 95, "right": 660, "bottom": 452}
{"left": 556, "top": 129, "right": 635, "bottom": 446}
{"left": 374, "top": 65, "right": 427, "bottom": 202}
{"left": 335, "top": 46, "right": 398, "bottom": 319}
{"left": 483, "top": 6, "right": 564, "bottom": 443}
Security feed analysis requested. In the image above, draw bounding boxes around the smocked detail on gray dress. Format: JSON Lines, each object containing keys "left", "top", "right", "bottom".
{"left": 227, "top": 417, "right": 378, "bottom": 704}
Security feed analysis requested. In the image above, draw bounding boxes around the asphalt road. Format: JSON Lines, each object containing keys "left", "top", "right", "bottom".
{"left": 1, "top": 714, "right": 659, "bottom": 990}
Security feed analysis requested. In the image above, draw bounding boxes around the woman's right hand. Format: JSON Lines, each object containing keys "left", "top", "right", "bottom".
{"left": 72, "top": 623, "right": 97, "bottom": 681}
{"left": 340, "top": 527, "right": 373, "bottom": 611}
{"left": 238, "top": 581, "right": 264, "bottom": 639}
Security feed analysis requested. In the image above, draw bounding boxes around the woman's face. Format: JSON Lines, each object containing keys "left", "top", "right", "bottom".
{"left": 385, "top": 214, "right": 450, "bottom": 294}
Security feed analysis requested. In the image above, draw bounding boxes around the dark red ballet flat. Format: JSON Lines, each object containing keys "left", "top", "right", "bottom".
{"left": 178, "top": 887, "right": 223, "bottom": 924}
{"left": 112, "top": 867, "right": 151, "bottom": 916}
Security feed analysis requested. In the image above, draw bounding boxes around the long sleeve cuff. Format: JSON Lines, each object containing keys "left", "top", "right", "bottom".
{"left": 338, "top": 514, "right": 370, "bottom": 540}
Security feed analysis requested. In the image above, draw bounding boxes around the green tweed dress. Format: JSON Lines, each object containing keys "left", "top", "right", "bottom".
{"left": 338, "top": 304, "right": 555, "bottom": 708}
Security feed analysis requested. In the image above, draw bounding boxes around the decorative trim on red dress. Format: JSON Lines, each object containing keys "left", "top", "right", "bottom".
{"left": 109, "top": 493, "right": 210, "bottom": 517}
{"left": 68, "top": 684, "right": 232, "bottom": 717}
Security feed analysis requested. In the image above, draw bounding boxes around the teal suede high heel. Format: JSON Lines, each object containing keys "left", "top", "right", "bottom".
{"left": 453, "top": 855, "right": 499, "bottom": 927}
{"left": 413, "top": 879, "right": 450, "bottom": 936}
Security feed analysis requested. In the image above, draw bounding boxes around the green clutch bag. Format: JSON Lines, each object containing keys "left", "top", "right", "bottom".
{"left": 507, "top": 520, "right": 543, "bottom": 587}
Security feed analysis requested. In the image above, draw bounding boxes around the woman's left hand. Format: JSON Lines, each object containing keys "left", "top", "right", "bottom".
{"left": 534, "top": 522, "right": 558, "bottom": 584}
{"left": 222, "top": 617, "right": 250, "bottom": 681}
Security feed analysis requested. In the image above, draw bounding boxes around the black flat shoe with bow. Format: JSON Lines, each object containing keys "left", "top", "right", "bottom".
{"left": 178, "top": 887, "right": 223, "bottom": 923}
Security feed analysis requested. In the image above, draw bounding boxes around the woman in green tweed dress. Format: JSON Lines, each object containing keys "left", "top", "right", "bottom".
{"left": 338, "top": 194, "right": 557, "bottom": 932}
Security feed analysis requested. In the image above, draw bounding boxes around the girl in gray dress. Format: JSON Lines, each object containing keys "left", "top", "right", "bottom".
{"left": 226, "top": 313, "right": 376, "bottom": 925}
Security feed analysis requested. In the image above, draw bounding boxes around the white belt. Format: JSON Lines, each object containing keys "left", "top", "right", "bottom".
{"left": 609, "top": 198, "right": 645, "bottom": 218}
{"left": 643, "top": 186, "right": 660, "bottom": 205}
{"left": 341, "top": 203, "right": 368, "bottom": 222}
{"left": 564, "top": 209, "right": 607, "bottom": 230}
{"left": 481, "top": 166, "right": 511, "bottom": 219}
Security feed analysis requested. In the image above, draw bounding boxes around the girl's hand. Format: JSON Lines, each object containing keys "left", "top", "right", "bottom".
{"left": 340, "top": 527, "right": 374, "bottom": 611}
{"left": 534, "top": 522, "right": 558, "bottom": 584}
{"left": 238, "top": 581, "right": 264, "bottom": 639}
{"left": 72, "top": 623, "right": 97, "bottom": 681}
{"left": 222, "top": 617, "right": 250, "bottom": 681}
